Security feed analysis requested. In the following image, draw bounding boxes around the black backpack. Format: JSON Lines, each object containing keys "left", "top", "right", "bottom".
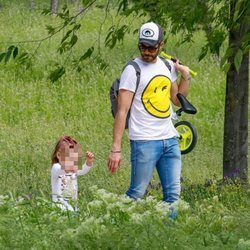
{"left": 110, "top": 57, "right": 171, "bottom": 129}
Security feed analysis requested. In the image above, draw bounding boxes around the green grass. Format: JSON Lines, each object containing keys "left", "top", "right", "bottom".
{"left": 0, "top": 2, "right": 249, "bottom": 249}
{"left": 0, "top": 185, "right": 250, "bottom": 249}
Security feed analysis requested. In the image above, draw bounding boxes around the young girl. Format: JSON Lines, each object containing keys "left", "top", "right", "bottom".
{"left": 51, "top": 135, "right": 94, "bottom": 211}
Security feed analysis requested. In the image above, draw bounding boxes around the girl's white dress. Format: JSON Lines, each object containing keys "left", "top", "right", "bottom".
{"left": 51, "top": 162, "right": 91, "bottom": 211}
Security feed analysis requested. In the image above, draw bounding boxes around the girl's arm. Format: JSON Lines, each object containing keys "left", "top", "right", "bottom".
{"left": 77, "top": 162, "right": 92, "bottom": 176}
{"left": 51, "top": 163, "right": 63, "bottom": 177}
{"left": 77, "top": 151, "right": 94, "bottom": 176}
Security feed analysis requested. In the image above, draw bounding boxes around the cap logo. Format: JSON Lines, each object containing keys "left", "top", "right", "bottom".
{"left": 142, "top": 28, "right": 154, "bottom": 38}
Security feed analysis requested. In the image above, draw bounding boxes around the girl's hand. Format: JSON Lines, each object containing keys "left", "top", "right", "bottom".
{"left": 85, "top": 151, "right": 94, "bottom": 167}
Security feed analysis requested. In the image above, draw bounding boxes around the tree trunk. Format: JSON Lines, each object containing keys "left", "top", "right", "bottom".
{"left": 223, "top": 1, "right": 249, "bottom": 182}
{"left": 51, "top": 0, "right": 59, "bottom": 14}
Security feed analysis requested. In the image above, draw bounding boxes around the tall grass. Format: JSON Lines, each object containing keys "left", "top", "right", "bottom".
{"left": 0, "top": 1, "right": 235, "bottom": 195}
{"left": 0, "top": 2, "right": 249, "bottom": 249}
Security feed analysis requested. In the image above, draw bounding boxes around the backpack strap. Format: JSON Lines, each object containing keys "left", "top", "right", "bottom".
{"left": 122, "top": 60, "right": 141, "bottom": 128}
{"left": 124, "top": 60, "right": 141, "bottom": 92}
{"left": 159, "top": 56, "right": 172, "bottom": 73}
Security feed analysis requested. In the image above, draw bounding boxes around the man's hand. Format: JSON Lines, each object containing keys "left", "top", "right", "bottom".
{"left": 174, "top": 60, "right": 190, "bottom": 81}
{"left": 107, "top": 151, "right": 121, "bottom": 173}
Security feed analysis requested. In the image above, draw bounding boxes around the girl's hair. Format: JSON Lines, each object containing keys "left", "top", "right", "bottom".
{"left": 51, "top": 136, "right": 80, "bottom": 165}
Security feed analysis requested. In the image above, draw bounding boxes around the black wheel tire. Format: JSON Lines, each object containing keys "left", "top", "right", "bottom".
{"left": 174, "top": 121, "right": 198, "bottom": 155}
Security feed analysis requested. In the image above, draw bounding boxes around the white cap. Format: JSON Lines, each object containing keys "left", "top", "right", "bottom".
{"left": 139, "top": 22, "right": 163, "bottom": 47}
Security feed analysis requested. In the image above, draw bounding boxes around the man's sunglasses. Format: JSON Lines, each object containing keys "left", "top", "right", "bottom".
{"left": 139, "top": 43, "right": 159, "bottom": 53}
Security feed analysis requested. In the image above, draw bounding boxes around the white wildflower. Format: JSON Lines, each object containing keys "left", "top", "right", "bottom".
{"left": 0, "top": 195, "right": 9, "bottom": 205}
{"left": 155, "top": 201, "right": 170, "bottom": 217}
{"left": 144, "top": 196, "right": 157, "bottom": 203}
{"left": 212, "top": 195, "right": 219, "bottom": 202}
{"left": 237, "top": 238, "right": 250, "bottom": 249}
{"left": 176, "top": 199, "right": 190, "bottom": 211}
{"left": 96, "top": 189, "right": 118, "bottom": 202}
{"left": 119, "top": 194, "right": 134, "bottom": 204}
{"left": 141, "top": 210, "right": 152, "bottom": 219}
{"left": 87, "top": 199, "right": 103, "bottom": 209}
{"left": 126, "top": 203, "right": 137, "bottom": 214}
{"left": 130, "top": 213, "right": 144, "bottom": 224}
{"left": 89, "top": 185, "right": 98, "bottom": 192}
{"left": 76, "top": 216, "right": 104, "bottom": 234}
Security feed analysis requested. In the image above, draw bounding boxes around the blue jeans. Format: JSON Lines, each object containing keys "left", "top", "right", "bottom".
{"left": 126, "top": 138, "right": 181, "bottom": 204}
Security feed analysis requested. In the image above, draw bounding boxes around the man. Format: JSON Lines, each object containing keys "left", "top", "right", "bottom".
{"left": 107, "top": 22, "right": 190, "bottom": 204}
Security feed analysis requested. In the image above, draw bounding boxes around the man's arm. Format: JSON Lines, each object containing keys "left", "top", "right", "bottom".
{"left": 171, "top": 61, "right": 190, "bottom": 106}
{"left": 107, "top": 89, "right": 134, "bottom": 173}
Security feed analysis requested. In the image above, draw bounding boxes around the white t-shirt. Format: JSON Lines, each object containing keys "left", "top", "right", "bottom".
{"left": 51, "top": 162, "right": 91, "bottom": 211}
{"left": 119, "top": 57, "right": 179, "bottom": 140}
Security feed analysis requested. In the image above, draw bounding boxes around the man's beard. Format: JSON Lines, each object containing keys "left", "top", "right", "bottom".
{"left": 141, "top": 53, "right": 158, "bottom": 62}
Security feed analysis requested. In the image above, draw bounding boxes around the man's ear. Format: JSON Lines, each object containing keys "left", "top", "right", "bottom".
{"left": 159, "top": 41, "right": 164, "bottom": 49}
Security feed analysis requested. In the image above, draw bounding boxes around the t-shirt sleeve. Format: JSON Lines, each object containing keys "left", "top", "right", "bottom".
{"left": 168, "top": 60, "right": 178, "bottom": 83}
{"left": 119, "top": 64, "right": 137, "bottom": 93}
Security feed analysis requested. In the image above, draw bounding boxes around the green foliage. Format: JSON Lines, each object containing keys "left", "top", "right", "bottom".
{"left": 79, "top": 46, "right": 94, "bottom": 61}
{"left": 0, "top": 45, "right": 32, "bottom": 69}
{"left": 48, "top": 66, "right": 66, "bottom": 82}
{"left": 117, "top": 0, "right": 250, "bottom": 73}
{"left": 234, "top": 48, "right": 243, "bottom": 73}
{"left": 105, "top": 24, "right": 129, "bottom": 49}
{"left": 0, "top": 45, "right": 18, "bottom": 63}
{"left": 0, "top": 0, "right": 249, "bottom": 80}
{"left": 0, "top": 2, "right": 102, "bottom": 82}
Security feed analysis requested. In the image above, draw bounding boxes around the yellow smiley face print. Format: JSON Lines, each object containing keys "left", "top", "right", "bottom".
{"left": 142, "top": 75, "right": 171, "bottom": 118}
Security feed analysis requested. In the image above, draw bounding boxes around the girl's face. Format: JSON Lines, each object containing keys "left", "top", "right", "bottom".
{"left": 57, "top": 144, "right": 82, "bottom": 173}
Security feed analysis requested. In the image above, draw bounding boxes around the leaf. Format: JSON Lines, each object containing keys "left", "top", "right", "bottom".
{"left": 58, "top": 41, "right": 70, "bottom": 54}
{"left": 79, "top": 47, "right": 94, "bottom": 61}
{"left": 73, "top": 24, "right": 81, "bottom": 31}
{"left": 13, "top": 46, "right": 18, "bottom": 59}
{"left": 234, "top": 49, "right": 243, "bottom": 73}
{"left": 46, "top": 25, "right": 56, "bottom": 35}
{"left": 220, "top": 47, "right": 233, "bottom": 68}
{"left": 8, "top": 45, "right": 15, "bottom": 50}
{"left": 105, "top": 26, "right": 115, "bottom": 43}
{"left": 209, "top": 29, "right": 226, "bottom": 56}
{"left": 48, "top": 67, "right": 66, "bottom": 82}
{"left": 0, "top": 53, "right": 6, "bottom": 63}
{"left": 222, "top": 62, "right": 231, "bottom": 74}
{"left": 233, "top": 0, "right": 244, "bottom": 22}
{"left": 61, "top": 30, "right": 72, "bottom": 44}
{"left": 70, "top": 34, "right": 78, "bottom": 47}
{"left": 62, "top": 4, "right": 68, "bottom": 13}
{"left": 118, "top": 0, "right": 128, "bottom": 13}
{"left": 5, "top": 46, "right": 15, "bottom": 63}
{"left": 105, "top": 30, "right": 117, "bottom": 49}
{"left": 117, "top": 25, "right": 127, "bottom": 41}
{"left": 198, "top": 45, "right": 208, "bottom": 61}
{"left": 241, "top": 31, "right": 250, "bottom": 52}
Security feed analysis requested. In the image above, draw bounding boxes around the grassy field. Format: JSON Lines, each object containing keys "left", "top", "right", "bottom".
{"left": 0, "top": 1, "right": 249, "bottom": 249}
